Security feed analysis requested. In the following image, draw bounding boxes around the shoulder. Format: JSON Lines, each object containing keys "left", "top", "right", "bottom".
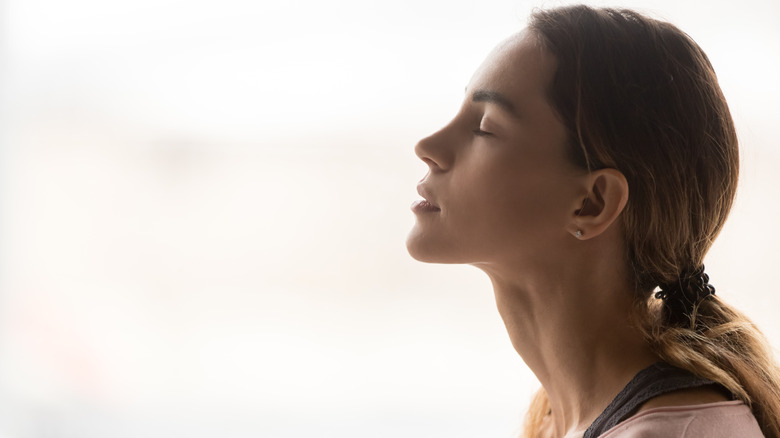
{"left": 598, "top": 401, "right": 764, "bottom": 438}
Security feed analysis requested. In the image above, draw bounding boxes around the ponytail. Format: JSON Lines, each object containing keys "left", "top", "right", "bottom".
{"left": 643, "top": 295, "right": 780, "bottom": 436}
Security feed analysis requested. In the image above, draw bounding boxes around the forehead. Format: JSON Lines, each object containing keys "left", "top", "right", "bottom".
{"left": 466, "top": 31, "right": 557, "bottom": 108}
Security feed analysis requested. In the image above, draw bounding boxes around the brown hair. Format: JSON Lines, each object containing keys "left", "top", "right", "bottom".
{"left": 521, "top": 5, "right": 780, "bottom": 437}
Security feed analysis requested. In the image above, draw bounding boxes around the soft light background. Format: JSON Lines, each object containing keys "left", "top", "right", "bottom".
{"left": 0, "top": 0, "right": 778, "bottom": 437}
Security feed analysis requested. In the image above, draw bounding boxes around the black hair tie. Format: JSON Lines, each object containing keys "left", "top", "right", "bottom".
{"left": 654, "top": 265, "right": 716, "bottom": 324}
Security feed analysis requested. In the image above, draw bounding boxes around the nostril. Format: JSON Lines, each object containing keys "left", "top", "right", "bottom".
{"left": 420, "top": 156, "right": 446, "bottom": 173}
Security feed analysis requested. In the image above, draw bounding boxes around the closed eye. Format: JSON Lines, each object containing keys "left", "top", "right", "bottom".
{"left": 473, "top": 129, "right": 493, "bottom": 137}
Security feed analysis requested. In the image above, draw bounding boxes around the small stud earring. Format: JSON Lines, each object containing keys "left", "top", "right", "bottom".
{"left": 575, "top": 230, "right": 583, "bottom": 238}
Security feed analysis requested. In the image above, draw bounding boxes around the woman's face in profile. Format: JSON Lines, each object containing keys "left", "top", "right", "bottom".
{"left": 407, "top": 32, "right": 586, "bottom": 268}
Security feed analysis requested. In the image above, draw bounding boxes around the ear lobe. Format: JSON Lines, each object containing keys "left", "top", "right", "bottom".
{"left": 570, "top": 168, "right": 628, "bottom": 240}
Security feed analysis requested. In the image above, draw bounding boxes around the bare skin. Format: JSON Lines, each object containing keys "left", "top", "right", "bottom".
{"left": 407, "top": 31, "right": 727, "bottom": 438}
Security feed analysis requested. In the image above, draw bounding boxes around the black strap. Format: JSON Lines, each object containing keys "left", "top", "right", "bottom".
{"left": 583, "top": 362, "right": 720, "bottom": 438}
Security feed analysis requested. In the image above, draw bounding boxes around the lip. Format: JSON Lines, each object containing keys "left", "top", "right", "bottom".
{"left": 412, "top": 183, "right": 441, "bottom": 213}
{"left": 411, "top": 199, "right": 441, "bottom": 213}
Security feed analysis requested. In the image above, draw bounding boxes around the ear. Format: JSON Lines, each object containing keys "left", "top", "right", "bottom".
{"left": 568, "top": 168, "right": 628, "bottom": 240}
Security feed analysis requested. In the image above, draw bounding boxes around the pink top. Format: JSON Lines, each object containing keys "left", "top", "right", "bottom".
{"left": 598, "top": 400, "right": 763, "bottom": 437}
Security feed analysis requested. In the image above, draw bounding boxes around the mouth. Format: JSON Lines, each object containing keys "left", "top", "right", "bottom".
{"left": 412, "top": 184, "right": 441, "bottom": 213}
{"left": 411, "top": 199, "right": 441, "bottom": 213}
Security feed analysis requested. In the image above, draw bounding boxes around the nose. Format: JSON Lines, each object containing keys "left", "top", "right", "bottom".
{"left": 414, "top": 127, "right": 454, "bottom": 172}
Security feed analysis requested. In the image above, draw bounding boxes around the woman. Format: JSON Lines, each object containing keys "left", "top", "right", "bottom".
{"left": 407, "top": 5, "right": 780, "bottom": 438}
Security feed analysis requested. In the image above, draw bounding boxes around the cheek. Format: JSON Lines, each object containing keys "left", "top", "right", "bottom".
{"left": 455, "top": 160, "right": 571, "bottom": 237}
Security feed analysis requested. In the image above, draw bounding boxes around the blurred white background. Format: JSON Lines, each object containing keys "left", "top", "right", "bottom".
{"left": 0, "top": 0, "right": 778, "bottom": 437}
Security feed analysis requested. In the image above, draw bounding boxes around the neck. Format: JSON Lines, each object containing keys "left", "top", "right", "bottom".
{"left": 478, "top": 260, "right": 658, "bottom": 437}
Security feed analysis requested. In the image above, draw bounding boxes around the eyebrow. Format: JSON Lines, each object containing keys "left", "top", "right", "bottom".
{"left": 470, "top": 89, "right": 518, "bottom": 116}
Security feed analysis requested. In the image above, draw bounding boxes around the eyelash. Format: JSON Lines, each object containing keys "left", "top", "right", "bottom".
{"left": 473, "top": 129, "right": 492, "bottom": 137}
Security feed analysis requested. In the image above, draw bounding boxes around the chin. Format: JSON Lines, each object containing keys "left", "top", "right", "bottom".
{"left": 406, "top": 242, "right": 440, "bottom": 263}
{"left": 406, "top": 226, "right": 466, "bottom": 264}
{"left": 406, "top": 226, "right": 441, "bottom": 263}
